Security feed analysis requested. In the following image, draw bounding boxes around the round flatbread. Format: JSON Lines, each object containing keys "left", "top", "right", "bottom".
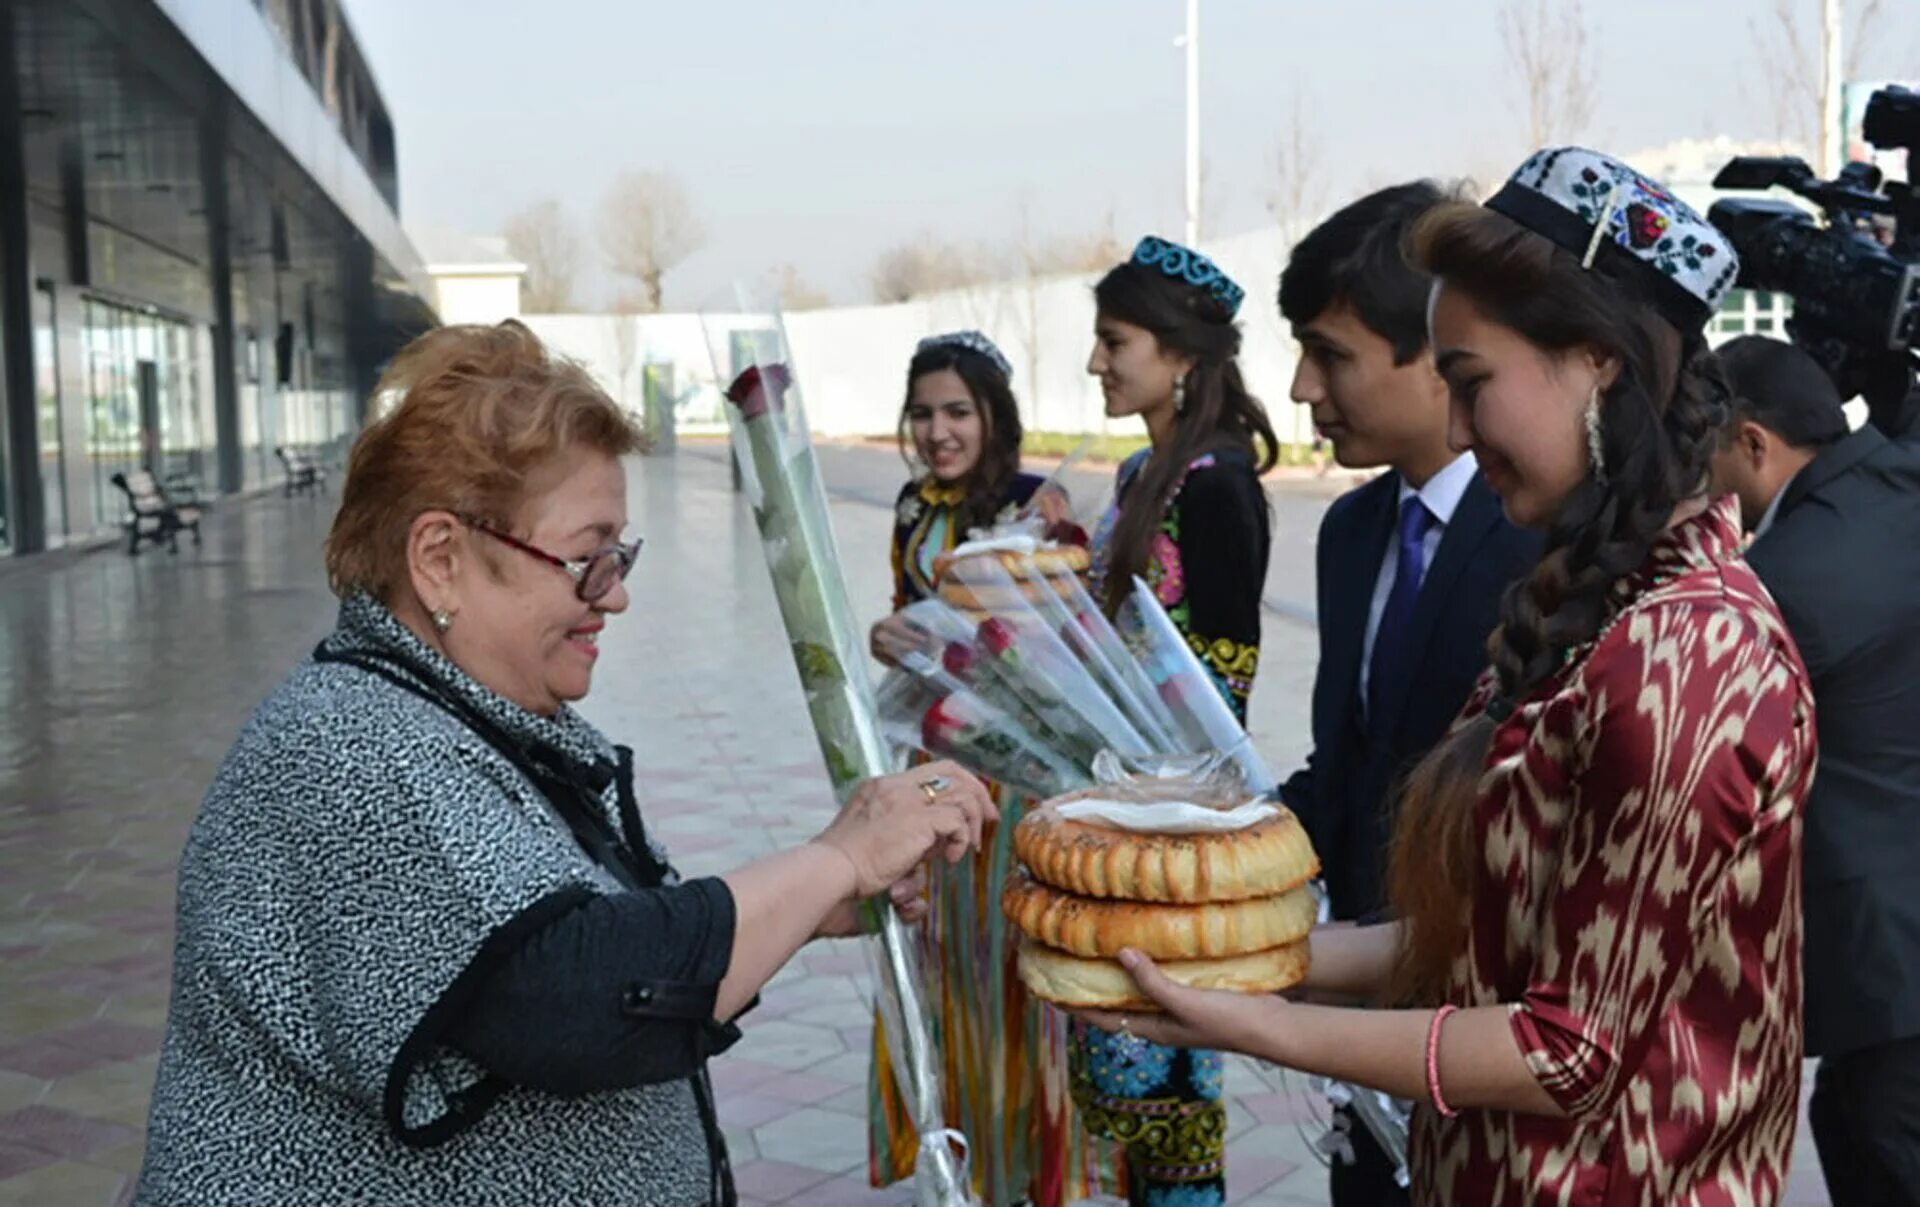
{"left": 933, "top": 545, "right": 1091, "bottom": 584}
{"left": 1013, "top": 791, "right": 1319, "bottom": 903}
{"left": 1015, "top": 939, "right": 1311, "bottom": 1010}
{"left": 1003, "top": 874, "right": 1317, "bottom": 960}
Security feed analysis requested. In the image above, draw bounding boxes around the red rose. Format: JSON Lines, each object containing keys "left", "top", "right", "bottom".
{"left": 922, "top": 698, "right": 963, "bottom": 749}
{"left": 1045, "top": 520, "right": 1090, "bottom": 547}
{"left": 942, "top": 641, "right": 978, "bottom": 678}
{"left": 977, "top": 617, "right": 1017, "bottom": 657}
{"left": 723, "top": 363, "right": 793, "bottom": 419}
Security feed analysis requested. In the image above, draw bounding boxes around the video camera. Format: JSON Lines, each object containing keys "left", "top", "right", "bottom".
{"left": 1709, "top": 85, "right": 1920, "bottom": 428}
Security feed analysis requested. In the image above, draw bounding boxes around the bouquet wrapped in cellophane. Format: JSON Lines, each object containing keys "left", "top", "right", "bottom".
{"left": 877, "top": 525, "right": 1276, "bottom": 796}
{"left": 703, "top": 312, "right": 977, "bottom": 1206}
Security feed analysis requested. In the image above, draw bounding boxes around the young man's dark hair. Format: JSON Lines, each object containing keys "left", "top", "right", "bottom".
{"left": 1719, "top": 335, "right": 1849, "bottom": 447}
{"left": 1711, "top": 336, "right": 1852, "bottom": 534}
{"left": 1279, "top": 180, "right": 1458, "bottom": 364}
{"left": 1274, "top": 182, "right": 1539, "bottom": 1207}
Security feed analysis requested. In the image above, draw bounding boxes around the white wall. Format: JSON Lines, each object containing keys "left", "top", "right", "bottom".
{"left": 523, "top": 226, "right": 1318, "bottom": 443}
{"left": 432, "top": 273, "right": 525, "bottom": 327}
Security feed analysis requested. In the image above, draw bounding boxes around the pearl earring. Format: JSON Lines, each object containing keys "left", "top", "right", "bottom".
{"left": 1584, "top": 385, "right": 1608, "bottom": 487}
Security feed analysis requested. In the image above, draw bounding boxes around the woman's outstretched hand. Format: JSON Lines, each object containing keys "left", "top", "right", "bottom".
{"left": 813, "top": 761, "right": 995, "bottom": 897}
{"left": 1073, "top": 949, "right": 1286, "bottom": 1057}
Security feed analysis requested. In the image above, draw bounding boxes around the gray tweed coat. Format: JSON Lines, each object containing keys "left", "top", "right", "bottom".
{"left": 136, "top": 593, "right": 714, "bottom": 1205}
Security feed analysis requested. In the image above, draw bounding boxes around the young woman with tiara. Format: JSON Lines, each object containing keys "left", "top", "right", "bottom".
{"left": 1076, "top": 151, "right": 1817, "bottom": 1206}
{"left": 1076, "top": 237, "right": 1280, "bottom": 1206}
{"left": 866, "top": 331, "right": 1100, "bottom": 1206}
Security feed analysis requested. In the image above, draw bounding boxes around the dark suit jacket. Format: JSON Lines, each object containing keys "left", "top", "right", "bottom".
{"left": 1744, "top": 426, "right": 1920, "bottom": 1058}
{"left": 1279, "top": 469, "right": 1540, "bottom": 922}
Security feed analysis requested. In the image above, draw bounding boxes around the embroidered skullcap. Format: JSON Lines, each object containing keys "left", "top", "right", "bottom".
{"left": 1485, "top": 147, "right": 1740, "bottom": 331}
{"left": 1130, "top": 235, "right": 1245, "bottom": 318}
{"left": 915, "top": 330, "right": 1013, "bottom": 380}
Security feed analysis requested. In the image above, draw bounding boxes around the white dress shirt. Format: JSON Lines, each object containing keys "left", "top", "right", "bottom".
{"left": 1752, "top": 470, "right": 1801, "bottom": 542}
{"left": 1359, "top": 452, "right": 1478, "bottom": 711}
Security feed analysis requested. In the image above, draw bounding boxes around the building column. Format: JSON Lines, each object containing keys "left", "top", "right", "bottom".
{"left": 341, "top": 235, "right": 378, "bottom": 424}
{"left": 0, "top": 7, "right": 46, "bottom": 552}
{"left": 201, "top": 100, "right": 242, "bottom": 494}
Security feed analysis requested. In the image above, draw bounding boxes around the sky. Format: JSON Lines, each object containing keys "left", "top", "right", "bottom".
{"left": 349, "top": 0, "right": 1920, "bottom": 310}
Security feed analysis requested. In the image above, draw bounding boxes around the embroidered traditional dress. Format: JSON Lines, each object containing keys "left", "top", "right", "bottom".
{"left": 889, "top": 472, "right": 1044, "bottom": 609}
{"left": 1076, "top": 445, "right": 1271, "bottom": 1207}
{"left": 872, "top": 470, "right": 1115, "bottom": 1206}
{"left": 1411, "top": 497, "right": 1816, "bottom": 1205}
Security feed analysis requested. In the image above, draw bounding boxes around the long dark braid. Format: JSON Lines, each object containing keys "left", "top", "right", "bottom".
{"left": 1385, "top": 203, "right": 1730, "bottom": 1005}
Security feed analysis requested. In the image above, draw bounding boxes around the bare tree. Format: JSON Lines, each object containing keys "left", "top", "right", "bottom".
{"left": 503, "top": 199, "right": 583, "bottom": 313}
{"left": 607, "top": 294, "right": 645, "bottom": 416}
{"left": 1266, "top": 89, "right": 1328, "bottom": 248}
{"left": 597, "top": 171, "right": 706, "bottom": 313}
{"left": 1746, "top": 0, "right": 1889, "bottom": 153}
{"left": 869, "top": 238, "right": 992, "bottom": 303}
{"left": 1498, "top": 0, "right": 1599, "bottom": 148}
{"left": 768, "top": 263, "right": 830, "bottom": 311}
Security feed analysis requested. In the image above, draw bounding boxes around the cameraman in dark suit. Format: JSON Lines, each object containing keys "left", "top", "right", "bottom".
{"left": 1275, "top": 182, "right": 1540, "bottom": 1207}
{"left": 1711, "top": 335, "right": 1920, "bottom": 1206}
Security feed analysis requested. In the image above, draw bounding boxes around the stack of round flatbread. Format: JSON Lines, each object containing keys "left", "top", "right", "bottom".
{"left": 1003, "top": 787, "right": 1320, "bottom": 1010}
{"left": 935, "top": 545, "right": 1091, "bottom": 617}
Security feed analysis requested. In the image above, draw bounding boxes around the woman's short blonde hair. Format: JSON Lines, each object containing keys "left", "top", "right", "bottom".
{"left": 325, "top": 320, "right": 645, "bottom": 600}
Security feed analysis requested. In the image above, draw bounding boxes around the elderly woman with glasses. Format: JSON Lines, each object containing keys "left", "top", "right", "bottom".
{"left": 137, "top": 322, "right": 994, "bottom": 1206}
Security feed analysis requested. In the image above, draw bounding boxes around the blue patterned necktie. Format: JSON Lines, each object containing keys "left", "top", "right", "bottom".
{"left": 1368, "top": 496, "right": 1437, "bottom": 727}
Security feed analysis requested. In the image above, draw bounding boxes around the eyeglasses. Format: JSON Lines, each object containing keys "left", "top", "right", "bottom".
{"left": 463, "top": 517, "right": 643, "bottom": 603}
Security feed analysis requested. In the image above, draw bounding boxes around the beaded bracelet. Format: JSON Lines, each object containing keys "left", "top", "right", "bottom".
{"left": 1426, "top": 1004, "right": 1460, "bottom": 1118}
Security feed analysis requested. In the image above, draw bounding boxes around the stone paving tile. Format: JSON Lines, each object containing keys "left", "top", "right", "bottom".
{"left": 0, "top": 1105, "right": 137, "bottom": 1161}
{"left": 731, "top": 1158, "right": 837, "bottom": 1203}
{"left": 0, "top": 1160, "right": 127, "bottom": 1207}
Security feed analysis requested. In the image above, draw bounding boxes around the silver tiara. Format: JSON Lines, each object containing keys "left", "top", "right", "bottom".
{"left": 915, "top": 330, "right": 1013, "bottom": 380}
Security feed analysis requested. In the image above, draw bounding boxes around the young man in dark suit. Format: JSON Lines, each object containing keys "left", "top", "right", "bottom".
{"left": 1274, "top": 182, "right": 1540, "bottom": 1207}
{"left": 1711, "top": 335, "right": 1920, "bottom": 1206}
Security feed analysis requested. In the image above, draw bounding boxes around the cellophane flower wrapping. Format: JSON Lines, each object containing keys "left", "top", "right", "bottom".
{"left": 706, "top": 313, "right": 975, "bottom": 1205}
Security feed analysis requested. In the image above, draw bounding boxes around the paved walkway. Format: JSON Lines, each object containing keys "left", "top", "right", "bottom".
{"left": 0, "top": 451, "right": 1829, "bottom": 1204}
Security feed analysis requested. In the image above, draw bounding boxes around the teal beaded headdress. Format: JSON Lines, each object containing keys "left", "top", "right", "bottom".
{"left": 1130, "top": 235, "right": 1245, "bottom": 318}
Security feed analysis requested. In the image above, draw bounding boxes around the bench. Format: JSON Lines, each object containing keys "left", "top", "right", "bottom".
{"left": 274, "top": 446, "right": 327, "bottom": 497}
{"left": 111, "top": 469, "right": 203, "bottom": 556}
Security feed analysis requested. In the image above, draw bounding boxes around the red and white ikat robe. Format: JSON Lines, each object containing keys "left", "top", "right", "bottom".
{"left": 1411, "top": 496, "right": 1818, "bottom": 1206}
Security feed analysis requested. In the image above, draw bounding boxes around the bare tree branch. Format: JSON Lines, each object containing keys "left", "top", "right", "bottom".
{"left": 1266, "top": 89, "right": 1328, "bottom": 248}
{"left": 868, "top": 238, "right": 994, "bottom": 303}
{"left": 1747, "top": 0, "right": 1894, "bottom": 151}
{"left": 1498, "top": 0, "right": 1598, "bottom": 148}
{"left": 597, "top": 171, "right": 706, "bottom": 313}
{"left": 768, "top": 263, "right": 830, "bottom": 311}
{"left": 1846, "top": 0, "right": 1886, "bottom": 78}
{"left": 503, "top": 199, "right": 582, "bottom": 314}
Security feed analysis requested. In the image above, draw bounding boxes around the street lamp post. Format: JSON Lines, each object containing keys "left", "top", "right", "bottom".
{"left": 1818, "top": 0, "right": 1843, "bottom": 177}
{"left": 1182, "top": 0, "right": 1200, "bottom": 246}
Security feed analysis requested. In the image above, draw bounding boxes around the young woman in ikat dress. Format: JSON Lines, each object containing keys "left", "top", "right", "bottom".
{"left": 1078, "top": 151, "right": 1818, "bottom": 1207}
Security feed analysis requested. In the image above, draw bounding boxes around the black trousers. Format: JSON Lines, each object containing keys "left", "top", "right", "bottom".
{"left": 1810, "top": 1036, "right": 1920, "bottom": 1207}
{"left": 1328, "top": 1103, "right": 1410, "bottom": 1207}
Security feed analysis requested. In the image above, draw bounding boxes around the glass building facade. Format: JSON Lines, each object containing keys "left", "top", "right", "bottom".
{"left": 0, "top": 0, "right": 435, "bottom": 555}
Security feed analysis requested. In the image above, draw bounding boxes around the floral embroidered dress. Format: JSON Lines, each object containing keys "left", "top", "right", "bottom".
{"left": 872, "top": 469, "right": 1115, "bottom": 1207}
{"left": 1077, "top": 445, "right": 1272, "bottom": 1207}
{"left": 1412, "top": 497, "right": 1817, "bottom": 1205}
{"left": 889, "top": 472, "right": 1043, "bottom": 609}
